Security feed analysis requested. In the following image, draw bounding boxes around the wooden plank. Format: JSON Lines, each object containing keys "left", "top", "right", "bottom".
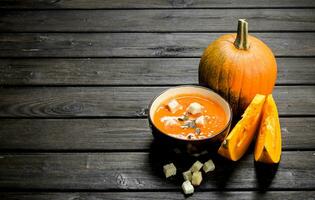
{"left": 0, "top": 119, "right": 153, "bottom": 150}
{"left": 0, "top": 118, "right": 313, "bottom": 150}
{"left": 1, "top": 9, "right": 315, "bottom": 32}
{"left": 1, "top": 191, "right": 315, "bottom": 200}
{"left": 0, "top": 0, "right": 314, "bottom": 9}
{"left": 0, "top": 58, "right": 314, "bottom": 85}
{"left": 0, "top": 86, "right": 313, "bottom": 117}
{"left": 0, "top": 151, "right": 314, "bottom": 190}
{"left": 0, "top": 33, "right": 314, "bottom": 57}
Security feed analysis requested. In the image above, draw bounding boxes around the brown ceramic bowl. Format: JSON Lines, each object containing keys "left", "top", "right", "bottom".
{"left": 148, "top": 85, "right": 232, "bottom": 154}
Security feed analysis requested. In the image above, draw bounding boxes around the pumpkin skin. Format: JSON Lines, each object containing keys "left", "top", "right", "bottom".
{"left": 254, "top": 94, "right": 282, "bottom": 164}
{"left": 218, "top": 94, "right": 266, "bottom": 161}
{"left": 199, "top": 20, "right": 277, "bottom": 117}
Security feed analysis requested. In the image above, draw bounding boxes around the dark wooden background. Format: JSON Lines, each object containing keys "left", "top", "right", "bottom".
{"left": 0, "top": 0, "right": 315, "bottom": 199}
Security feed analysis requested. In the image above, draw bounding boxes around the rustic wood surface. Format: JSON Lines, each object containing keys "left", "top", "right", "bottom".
{"left": 0, "top": 152, "right": 314, "bottom": 190}
{"left": 1, "top": 0, "right": 314, "bottom": 9}
{"left": 0, "top": 58, "right": 314, "bottom": 85}
{"left": 0, "top": 118, "right": 314, "bottom": 151}
{"left": 1, "top": 9, "right": 315, "bottom": 32}
{"left": 0, "top": 33, "right": 314, "bottom": 57}
{"left": 0, "top": 0, "right": 314, "bottom": 199}
{"left": 1, "top": 192, "right": 315, "bottom": 200}
{"left": 0, "top": 86, "right": 314, "bottom": 117}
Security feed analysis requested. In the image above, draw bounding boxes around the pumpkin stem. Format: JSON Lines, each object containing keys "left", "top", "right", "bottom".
{"left": 234, "top": 19, "right": 249, "bottom": 50}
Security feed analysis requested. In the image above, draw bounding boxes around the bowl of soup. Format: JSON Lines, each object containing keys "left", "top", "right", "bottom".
{"left": 148, "top": 85, "right": 232, "bottom": 153}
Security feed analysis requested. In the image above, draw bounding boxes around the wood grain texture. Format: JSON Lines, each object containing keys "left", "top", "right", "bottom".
{"left": 1, "top": 9, "right": 315, "bottom": 32}
{"left": 0, "top": 86, "right": 314, "bottom": 117}
{"left": 0, "top": 119, "right": 153, "bottom": 150}
{"left": 1, "top": 191, "right": 315, "bottom": 200}
{"left": 0, "top": 118, "right": 313, "bottom": 150}
{"left": 0, "top": 33, "right": 314, "bottom": 57}
{"left": 0, "top": 0, "right": 314, "bottom": 9}
{"left": 0, "top": 151, "right": 314, "bottom": 190}
{"left": 0, "top": 58, "right": 314, "bottom": 85}
{"left": 0, "top": 0, "right": 313, "bottom": 198}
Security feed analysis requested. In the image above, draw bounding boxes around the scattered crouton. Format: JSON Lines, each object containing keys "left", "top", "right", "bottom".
{"left": 163, "top": 163, "right": 177, "bottom": 178}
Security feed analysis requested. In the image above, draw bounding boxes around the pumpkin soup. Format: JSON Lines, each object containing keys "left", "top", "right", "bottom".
{"left": 153, "top": 94, "right": 228, "bottom": 140}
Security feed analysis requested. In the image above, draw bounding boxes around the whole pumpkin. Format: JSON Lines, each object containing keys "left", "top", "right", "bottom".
{"left": 199, "top": 19, "right": 277, "bottom": 117}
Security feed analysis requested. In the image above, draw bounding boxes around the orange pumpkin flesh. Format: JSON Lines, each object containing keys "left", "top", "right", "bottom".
{"left": 199, "top": 19, "right": 277, "bottom": 117}
{"left": 254, "top": 94, "right": 282, "bottom": 164}
{"left": 218, "top": 94, "right": 266, "bottom": 161}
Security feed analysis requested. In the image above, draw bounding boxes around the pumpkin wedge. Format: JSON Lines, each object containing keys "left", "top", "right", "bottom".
{"left": 218, "top": 94, "right": 266, "bottom": 161}
{"left": 254, "top": 94, "right": 282, "bottom": 164}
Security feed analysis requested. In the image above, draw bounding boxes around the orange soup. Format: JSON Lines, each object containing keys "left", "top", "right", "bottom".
{"left": 153, "top": 94, "right": 228, "bottom": 140}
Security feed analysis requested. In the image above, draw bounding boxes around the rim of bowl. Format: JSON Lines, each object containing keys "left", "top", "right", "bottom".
{"left": 148, "top": 85, "right": 233, "bottom": 142}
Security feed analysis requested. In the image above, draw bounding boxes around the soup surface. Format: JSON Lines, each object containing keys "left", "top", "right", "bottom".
{"left": 153, "top": 94, "right": 228, "bottom": 140}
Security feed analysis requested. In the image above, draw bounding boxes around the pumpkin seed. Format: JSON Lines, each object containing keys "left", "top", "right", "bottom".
{"left": 178, "top": 113, "right": 189, "bottom": 121}
{"left": 181, "top": 120, "right": 196, "bottom": 129}
{"left": 183, "top": 113, "right": 189, "bottom": 120}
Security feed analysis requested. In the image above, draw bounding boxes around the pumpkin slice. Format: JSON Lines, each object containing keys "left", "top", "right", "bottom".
{"left": 254, "top": 94, "right": 282, "bottom": 164}
{"left": 218, "top": 94, "right": 266, "bottom": 161}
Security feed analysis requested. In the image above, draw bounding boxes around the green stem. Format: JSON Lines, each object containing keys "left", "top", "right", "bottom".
{"left": 234, "top": 19, "right": 249, "bottom": 50}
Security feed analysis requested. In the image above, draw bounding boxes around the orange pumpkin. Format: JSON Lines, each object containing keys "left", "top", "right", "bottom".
{"left": 199, "top": 19, "right": 277, "bottom": 117}
{"left": 254, "top": 94, "right": 282, "bottom": 164}
{"left": 218, "top": 94, "right": 265, "bottom": 161}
